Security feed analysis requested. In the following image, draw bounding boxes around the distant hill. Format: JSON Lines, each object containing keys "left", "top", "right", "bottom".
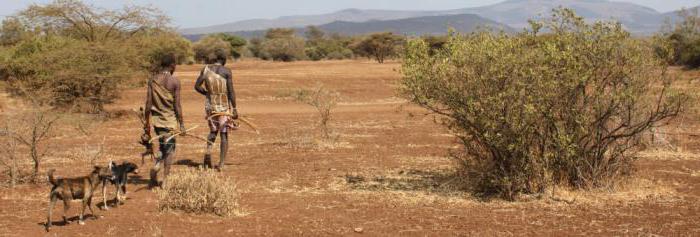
{"left": 318, "top": 14, "right": 513, "bottom": 35}
{"left": 447, "top": 0, "right": 666, "bottom": 33}
{"left": 184, "top": 14, "right": 512, "bottom": 41}
{"left": 179, "top": 9, "right": 445, "bottom": 35}
{"left": 180, "top": 0, "right": 699, "bottom": 36}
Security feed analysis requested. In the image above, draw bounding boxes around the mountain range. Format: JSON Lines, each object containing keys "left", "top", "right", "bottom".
{"left": 180, "top": 0, "right": 699, "bottom": 37}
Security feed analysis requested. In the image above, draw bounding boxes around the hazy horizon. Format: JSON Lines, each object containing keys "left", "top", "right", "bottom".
{"left": 1, "top": 0, "right": 698, "bottom": 28}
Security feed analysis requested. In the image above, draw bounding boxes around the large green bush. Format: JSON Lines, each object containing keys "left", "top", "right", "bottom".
{"left": 0, "top": 0, "right": 182, "bottom": 112}
{"left": 5, "top": 36, "right": 136, "bottom": 112}
{"left": 400, "top": 9, "right": 688, "bottom": 200}
{"left": 258, "top": 28, "right": 306, "bottom": 62}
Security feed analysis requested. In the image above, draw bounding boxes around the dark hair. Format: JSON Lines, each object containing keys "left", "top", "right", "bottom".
{"left": 159, "top": 53, "right": 177, "bottom": 69}
{"left": 206, "top": 50, "right": 227, "bottom": 65}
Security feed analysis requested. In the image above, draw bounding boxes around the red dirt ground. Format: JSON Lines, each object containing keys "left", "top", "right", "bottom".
{"left": 0, "top": 60, "right": 698, "bottom": 236}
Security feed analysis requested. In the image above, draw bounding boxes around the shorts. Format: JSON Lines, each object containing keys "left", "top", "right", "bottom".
{"left": 207, "top": 114, "right": 234, "bottom": 133}
{"left": 155, "top": 127, "right": 176, "bottom": 157}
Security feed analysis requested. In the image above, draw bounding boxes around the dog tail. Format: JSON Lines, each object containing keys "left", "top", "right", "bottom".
{"left": 47, "top": 169, "right": 57, "bottom": 186}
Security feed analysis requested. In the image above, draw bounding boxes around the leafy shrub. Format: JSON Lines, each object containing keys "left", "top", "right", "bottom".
{"left": 208, "top": 33, "right": 247, "bottom": 59}
{"left": 261, "top": 37, "right": 307, "bottom": 62}
{"left": 400, "top": 9, "right": 688, "bottom": 200}
{"left": 130, "top": 30, "right": 193, "bottom": 72}
{"left": 351, "top": 32, "right": 404, "bottom": 63}
{"left": 0, "top": 0, "right": 178, "bottom": 112}
{"left": 193, "top": 35, "right": 231, "bottom": 63}
{"left": 662, "top": 8, "right": 700, "bottom": 68}
{"left": 4, "top": 36, "right": 136, "bottom": 112}
{"left": 156, "top": 168, "right": 242, "bottom": 217}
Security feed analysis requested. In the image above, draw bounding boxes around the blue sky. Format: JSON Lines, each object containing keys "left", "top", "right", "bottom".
{"left": 1, "top": 0, "right": 698, "bottom": 28}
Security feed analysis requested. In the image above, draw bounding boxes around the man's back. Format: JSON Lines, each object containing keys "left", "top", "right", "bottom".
{"left": 149, "top": 72, "right": 182, "bottom": 129}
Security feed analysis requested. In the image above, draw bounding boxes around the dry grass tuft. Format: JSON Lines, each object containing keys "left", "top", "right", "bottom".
{"left": 156, "top": 168, "right": 244, "bottom": 217}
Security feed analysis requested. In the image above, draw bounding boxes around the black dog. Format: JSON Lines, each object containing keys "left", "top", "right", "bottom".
{"left": 102, "top": 161, "right": 139, "bottom": 209}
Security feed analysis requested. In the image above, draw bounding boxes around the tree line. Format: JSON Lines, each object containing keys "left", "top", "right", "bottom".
{"left": 194, "top": 26, "right": 406, "bottom": 63}
{"left": 0, "top": 0, "right": 408, "bottom": 113}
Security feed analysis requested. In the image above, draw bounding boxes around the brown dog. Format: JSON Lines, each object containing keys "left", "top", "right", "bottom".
{"left": 45, "top": 165, "right": 114, "bottom": 231}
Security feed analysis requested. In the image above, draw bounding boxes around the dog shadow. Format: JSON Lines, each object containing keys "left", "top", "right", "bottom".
{"left": 38, "top": 214, "right": 100, "bottom": 228}
{"left": 174, "top": 159, "right": 201, "bottom": 168}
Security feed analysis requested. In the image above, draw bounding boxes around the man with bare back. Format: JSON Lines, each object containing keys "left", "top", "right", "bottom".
{"left": 194, "top": 52, "right": 238, "bottom": 172}
{"left": 144, "top": 54, "right": 186, "bottom": 187}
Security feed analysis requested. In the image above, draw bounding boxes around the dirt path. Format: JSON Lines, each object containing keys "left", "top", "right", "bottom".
{"left": 0, "top": 60, "right": 698, "bottom": 236}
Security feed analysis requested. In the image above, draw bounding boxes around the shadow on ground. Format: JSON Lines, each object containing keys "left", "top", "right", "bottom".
{"left": 344, "top": 168, "right": 470, "bottom": 196}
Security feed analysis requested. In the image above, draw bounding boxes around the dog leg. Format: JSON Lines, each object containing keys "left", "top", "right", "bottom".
{"left": 79, "top": 198, "right": 87, "bottom": 225}
{"left": 116, "top": 184, "right": 122, "bottom": 204}
{"left": 121, "top": 182, "right": 128, "bottom": 201}
{"left": 87, "top": 197, "right": 99, "bottom": 219}
{"left": 62, "top": 198, "right": 70, "bottom": 225}
{"left": 102, "top": 180, "right": 109, "bottom": 210}
{"left": 46, "top": 193, "right": 57, "bottom": 231}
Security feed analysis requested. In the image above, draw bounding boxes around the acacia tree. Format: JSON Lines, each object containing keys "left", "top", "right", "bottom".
{"left": 2, "top": 0, "right": 178, "bottom": 112}
{"left": 16, "top": 0, "right": 168, "bottom": 42}
{"left": 260, "top": 28, "right": 306, "bottom": 62}
{"left": 352, "top": 32, "right": 404, "bottom": 63}
{"left": 401, "top": 9, "right": 689, "bottom": 199}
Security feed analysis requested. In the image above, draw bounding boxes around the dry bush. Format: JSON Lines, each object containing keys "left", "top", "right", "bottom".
{"left": 156, "top": 168, "right": 242, "bottom": 217}
{"left": 401, "top": 9, "right": 689, "bottom": 200}
{"left": 2, "top": 107, "right": 59, "bottom": 180}
{"left": 351, "top": 32, "right": 404, "bottom": 63}
{"left": 0, "top": 134, "right": 33, "bottom": 187}
{"left": 292, "top": 84, "right": 340, "bottom": 139}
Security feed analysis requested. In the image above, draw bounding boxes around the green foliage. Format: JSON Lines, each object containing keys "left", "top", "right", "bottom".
{"left": 0, "top": 17, "right": 30, "bottom": 46}
{"left": 422, "top": 35, "right": 448, "bottom": 55}
{"left": 4, "top": 36, "right": 136, "bottom": 112}
{"left": 661, "top": 8, "right": 700, "bottom": 68}
{"left": 248, "top": 38, "right": 264, "bottom": 59}
{"left": 351, "top": 32, "right": 404, "bottom": 63}
{"left": 304, "top": 27, "right": 355, "bottom": 61}
{"left": 258, "top": 28, "right": 306, "bottom": 62}
{"left": 208, "top": 33, "right": 247, "bottom": 59}
{"left": 265, "top": 28, "right": 296, "bottom": 39}
{"left": 401, "top": 8, "right": 688, "bottom": 200}
{"left": 0, "top": 0, "right": 180, "bottom": 113}
{"left": 130, "top": 30, "right": 193, "bottom": 72}
{"left": 15, "top": 0, "right": 168, "bottom": 42}
{"left": 193, "top": 35, "right": 231, "bottom": 63}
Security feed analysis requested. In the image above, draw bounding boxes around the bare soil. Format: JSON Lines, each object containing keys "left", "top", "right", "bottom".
{"left": 0, "top": 60, "right": 698, "bottom": 236}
